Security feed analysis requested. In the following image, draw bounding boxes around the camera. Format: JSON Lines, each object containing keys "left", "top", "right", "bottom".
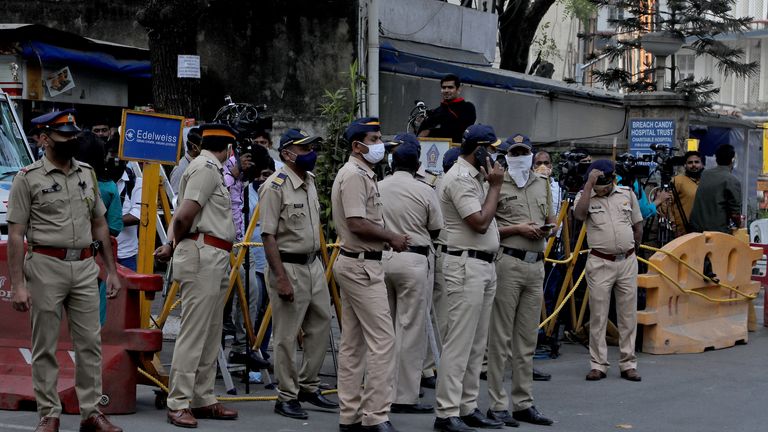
{"left": 557, "top": 151, "right": 591, "bottom": 192}
{"left": 213, "top": 96, "right": 275, "bottom": 181}
{"left": 615, "top": 152, "right": 651, "bottom": 182}
{"left": 649, "top": 143, "right": 684, "bottom": 183}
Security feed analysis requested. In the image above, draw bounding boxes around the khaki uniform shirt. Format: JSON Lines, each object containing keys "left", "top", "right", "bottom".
{"left": 331, "top": 156, "right": 385, "bottom": 252}
{"left": 438, "top": 157, "right": 500, "bottom": 253}
{"left": 380, "top": 171, "right": 444, "bottom": 247}
{"left": 258, "top": 166, "right": 321, "bottom": 254}
{"left": 178, "top": 149, "right": 235, "bottom": 242}
{"left": 576, "top": 185, "right": 642, "bottom": 255}
{"left": 496, "top": 171, "right": 552, "bottom": 252}
{"left": 8, "top": 156, "right": 106, "bottom": 248}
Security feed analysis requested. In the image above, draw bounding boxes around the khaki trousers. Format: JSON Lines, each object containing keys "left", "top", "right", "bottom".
{"left": 266, "top": 258, "right": 331, "bottom": 402}
{"left": 25, "top": 253, "right": 102, "bottom": 420}
{"left": 487, "top": 254, "right": 544, "bottom": 411}
{"left": 333, "top": 255, "right": 396, "bottom": 426}
{"left": 435, "top": 253, "right": 496, "bottom": 418}
{"left": 167, "top": 240, "right": 229, "bottom": 411}
{"left": 384, "top": 250, "right": 429, "bottom": 404}
{"left": 586, "top": 254, "right": 638, "bottom": 372}
{"left": 423, "top": 248, "right": 446, "bottom": 378}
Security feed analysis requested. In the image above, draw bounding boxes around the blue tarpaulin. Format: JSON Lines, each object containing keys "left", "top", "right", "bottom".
{"left": 379, "top": 40, "right": 622, "bottom": 103}
{"left": 20, "top": 41, "right": 150, "bottom": 78}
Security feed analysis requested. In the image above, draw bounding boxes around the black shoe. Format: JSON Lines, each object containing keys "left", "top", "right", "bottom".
{"left": 391, "top": 403, "right": 434, "bottom": 414}
{"left": 460, "top": 409, "right": 503, "bottom": 429}
{"left": 486, "top": 410, "right": 519, "bottom": 427}
{"left": 275, "top": 400, "right": 308, "bottom": 420}
{"left": 228, "top": 350, "right": 271, "bottom": 370}
{"left": 298, "top": 390, "right": 339, "bottom": 409}
{"left": 533, "top": 368, "right": 552, "bottom": 381}
{"left": 512, "top": 406, "right": 553, "bottom": 426}
{"left": 420, "top": 375, "right": 437, "bottom": 389}
{"left": 479, "top": 371, "right": 487, "bottom": 381}
{"left": 340, "top": 422, "right": 362, "bottom": 432}
{"left": 434, "top": 417, "right": 476, "bottom": 432}
{"left": 361, "top": 421, "right": 398, "bottom": 432}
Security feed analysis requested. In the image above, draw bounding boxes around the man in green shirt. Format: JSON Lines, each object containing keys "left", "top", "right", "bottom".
{"left": 689, "top": 144, "right": 742, "bottom": 233}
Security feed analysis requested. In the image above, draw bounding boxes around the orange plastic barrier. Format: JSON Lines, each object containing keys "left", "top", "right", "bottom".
{"left": 637, "top": 232, "right": 761, "bottom": 354}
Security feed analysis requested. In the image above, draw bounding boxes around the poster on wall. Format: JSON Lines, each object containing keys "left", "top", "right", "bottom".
{"left": 418, "top": 137, "right": 455, "bottom": 174}
{"left": 45, "top": 66, "right": 75, "bottom": 97}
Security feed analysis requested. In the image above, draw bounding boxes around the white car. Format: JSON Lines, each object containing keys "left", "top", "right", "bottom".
{"left": 0, "top": 92, "right": 35, "bottom": 239}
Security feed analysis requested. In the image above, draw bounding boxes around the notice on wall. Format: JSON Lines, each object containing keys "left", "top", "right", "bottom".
{"left": 177, "top": 55, "right": 201, "bottom": 78}
{"left": 629, "top": 118, "right": 675, "bottom": 155}
{"left": 45, "top": 66, "right": 76, "bottom": 97}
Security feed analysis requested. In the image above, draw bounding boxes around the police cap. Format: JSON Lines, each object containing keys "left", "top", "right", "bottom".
{"left": 31, "top": 109, "right": 81, "bottom": 135}
{"left": 344, "top": 117, "right": 380, "bottom": 143}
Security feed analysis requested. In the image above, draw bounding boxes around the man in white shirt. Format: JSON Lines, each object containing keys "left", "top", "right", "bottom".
{"left": 170, "top": 127, "right": 202, "bottom": 194}
{"left": 116, "top": 168, "right": 143, "bottom": 271}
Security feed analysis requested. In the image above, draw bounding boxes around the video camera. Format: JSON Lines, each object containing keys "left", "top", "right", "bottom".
{"left": 649, "top": 143, "right": 685, "bottom": 183}
{"left": 557, "top": 150, "right": 591, "bottom": 192}
{"left": 615, "top": 152, "right": 652, "bottom": 184}
{"left": 213, "top": 96, "right": 274, "bottom": 181}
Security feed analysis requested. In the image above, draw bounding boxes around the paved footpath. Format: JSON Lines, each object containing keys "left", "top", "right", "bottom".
{"left": 1, "top": 298, "right": 766, "bottom": 432}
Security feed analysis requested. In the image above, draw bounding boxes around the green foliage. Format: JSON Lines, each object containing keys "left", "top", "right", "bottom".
{"left": 588, "top": 0, "right": 759, "bottom": 108}
{"left": 532, "top": 22, "right": 563, "bottom": 61}
{"left": 315, "top": 60, "right": 364, "bottom": 240}
{"left": 563, "top": 0, "right": 597, "bottom": 22}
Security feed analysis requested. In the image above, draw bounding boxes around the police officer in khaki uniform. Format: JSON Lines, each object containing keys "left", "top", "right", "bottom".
{"left": 434, "top": 125, "right": 505, "bottom": 432}
{"left": 379, "top": 135, "right": 443, "bottom": 414}
{"left": 331, "top": 118, "right": 409, "bottom": 432}
{"left": 8, "top": 110, "right": 123, "bottom": 432}
{"left": 259, "top": 128, "right": 337, "bottom": 419}
{"left": 155, "top": 124, "right": 239, "bottom": 428}
{"left": 574, "top": 160, "right": 643, "bottom": 382}
{"left": 486, "top": 134, "right": 554, "bottom": 427}
{"left": 421, "top": 147, "right": 462, "bottom": 389}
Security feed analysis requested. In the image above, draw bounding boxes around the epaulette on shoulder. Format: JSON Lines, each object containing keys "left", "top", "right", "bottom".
{"left": 270, "top": 172, "right": 288, "bottom": 189}
{"left": 78, "top": 161, "right": 93, "bottom": 170}
{"left": 616, "top": 185, "right": 631, "bottom": 191}
{"left": 356, "top": 165, "right": 368, "bottom": 176}
{"left": 204, "top": 159, "right": 218, "bottom": 170}
{"left": 19, "top": 160, "right": 43, "bottom": 175}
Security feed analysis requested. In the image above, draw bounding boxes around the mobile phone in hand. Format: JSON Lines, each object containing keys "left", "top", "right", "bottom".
{"left": 540, "top": 223, "right": 556, "bottom": 231}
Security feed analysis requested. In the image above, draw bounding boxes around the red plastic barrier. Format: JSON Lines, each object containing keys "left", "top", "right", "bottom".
{"left": 750, "top": 243, "right": 768, "bottom": 328}
{"left": 0, "top": 239, "right": 163, "bottom": 414}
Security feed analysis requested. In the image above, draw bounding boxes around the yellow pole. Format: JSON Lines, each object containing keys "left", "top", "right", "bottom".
{"left": 138, "top": 163, "right": 160, "bottom": 328}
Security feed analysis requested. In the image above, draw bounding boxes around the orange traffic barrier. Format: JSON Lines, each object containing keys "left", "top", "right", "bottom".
{"left": 637, "top": 232, "right": 761, "bottom": 354}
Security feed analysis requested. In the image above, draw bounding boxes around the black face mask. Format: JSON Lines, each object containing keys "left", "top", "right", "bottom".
{"left": 51, "top": 138, "right": 78, "bottom": 161}
{"left": 473, "top": 146, "right": 490, "bottom": 172}
{"left": 686, "top": 168, "right": 702, "bottom": 179}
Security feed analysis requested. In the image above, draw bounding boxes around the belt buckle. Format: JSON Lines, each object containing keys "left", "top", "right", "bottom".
{"left": 523, "top": 251, "right": 539, "bottom": 263}
{"left": 64, "top": 248, "right": 81, "bottom": 261}
{"left": 614, "top": 253, "right": 626, "bottom": 262}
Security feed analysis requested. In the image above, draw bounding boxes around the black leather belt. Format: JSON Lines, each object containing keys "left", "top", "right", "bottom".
{"left": 340, "top": 250, "right": 383, "bottom": 261}
{"left": 590, "top": 248, "right": 635, "bottom": 262}
{"left": 403, "top": 245, "right": 430, "bottom": 256}
{"left": 445, "top": 248, "right": 495, "bottom": 263}
{"left": 279, "top": 251, "right": 319, "bottom": 265}
{"left": 501, "top": 247, "right": 544, "bottom": 263}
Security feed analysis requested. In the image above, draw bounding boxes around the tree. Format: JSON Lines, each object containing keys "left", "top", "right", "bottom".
{"left": 589, "top": 0, "right": 759, "bottom": 106}
{"left": 136, "top": 0, "right": 206, "bottom": 118}
{"left": 496, "top": 0, "right": 596, "bottom": 73}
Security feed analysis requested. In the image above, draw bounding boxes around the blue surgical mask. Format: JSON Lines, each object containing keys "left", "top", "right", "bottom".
{"left": 295, "top": 150, "right": 318, "bottom": 172}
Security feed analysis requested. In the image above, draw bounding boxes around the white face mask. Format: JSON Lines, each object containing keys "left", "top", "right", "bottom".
{"left": 362, "top": 142, "right": 386, "bottom": 164}
{"left": 505, "top": 153, "right": 533, "bottom": 188}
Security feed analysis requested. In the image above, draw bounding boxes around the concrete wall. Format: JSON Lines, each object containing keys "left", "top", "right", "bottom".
{"left": 379, "top": 0, "right": 497, "bottom": 63}
{"left": 3, "top": 0, "right": 357, "bottom": 138}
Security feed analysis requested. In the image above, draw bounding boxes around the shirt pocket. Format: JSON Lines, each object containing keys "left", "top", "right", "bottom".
{"left": 286, "top": 204, "right": 308, "bottom": 230}
{"left": 587, "top": 206, "right": 609, "bottom": 225}
{"left": 618, "top": 202, "right": 634, "bottom": 224}
{"left": 36, "top": 191, "right": 68, "bottom": 224}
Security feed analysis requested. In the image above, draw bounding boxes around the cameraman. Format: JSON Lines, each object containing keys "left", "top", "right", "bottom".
{"left": 670, "top": 151, "right": 703, "bottom": 235}
{"left": 417, "top": 74, "right": 476, "bottom": 143}
{"left": 616, "top": 156, "right": 670, "bottom": 219}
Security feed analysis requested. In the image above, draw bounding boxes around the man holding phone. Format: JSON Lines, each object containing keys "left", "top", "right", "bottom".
{"left": 486, "top": 134, "right": 554, "bottom": 427}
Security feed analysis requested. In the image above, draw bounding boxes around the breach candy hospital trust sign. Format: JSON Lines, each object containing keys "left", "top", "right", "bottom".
{"left": 629, "top": 118, "right": 675, "bottom": 154}
{"left": 119, "top": 110, "right": 185, "bottom": 165}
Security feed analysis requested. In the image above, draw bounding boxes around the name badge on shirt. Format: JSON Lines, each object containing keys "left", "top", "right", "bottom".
{"left": 293, "top": 203, "right": 304, "bottom": 208}
{"left": 42, "top": 183, "right": 62, "bottom": 193}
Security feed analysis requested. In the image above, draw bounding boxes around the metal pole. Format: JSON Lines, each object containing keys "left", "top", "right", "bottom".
{"left": 367, "top": 0, "right": 379, "bottom": 117}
